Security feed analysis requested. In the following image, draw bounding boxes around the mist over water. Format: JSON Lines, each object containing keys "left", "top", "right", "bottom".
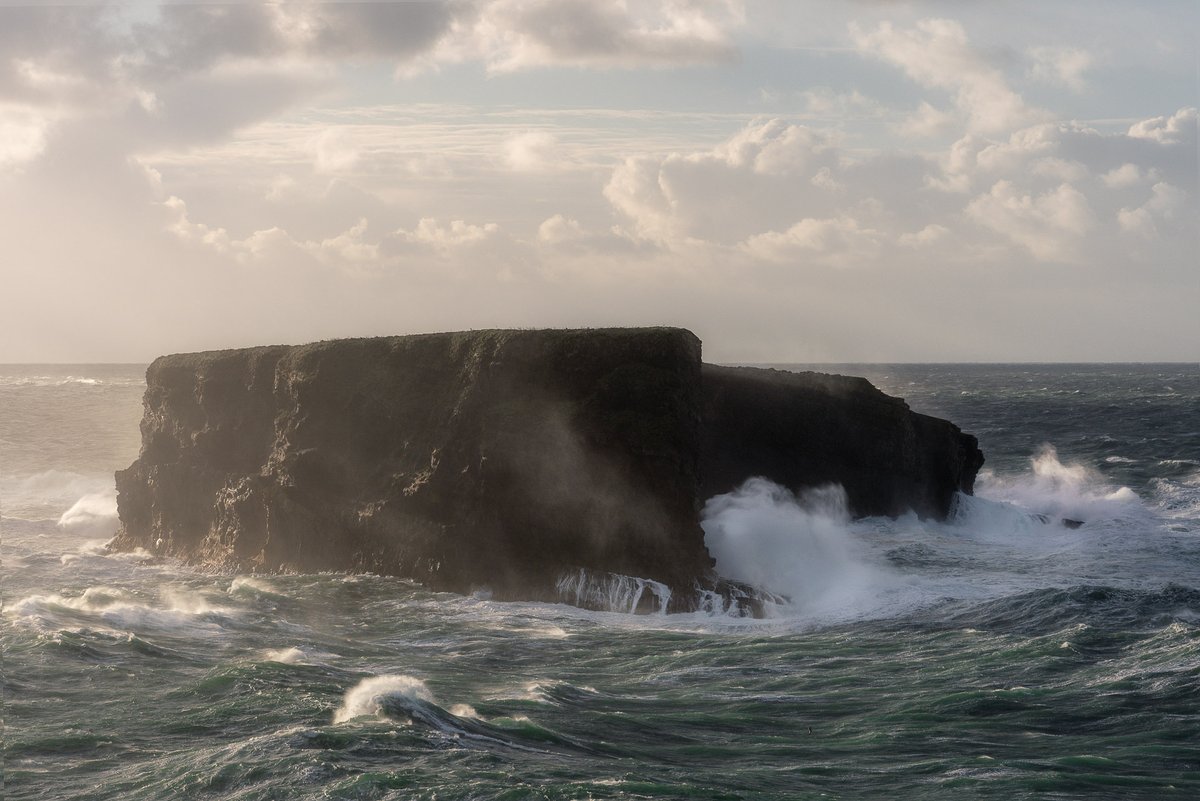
{"left": 3, "top": 362, "right": 1198, "bottom": 799}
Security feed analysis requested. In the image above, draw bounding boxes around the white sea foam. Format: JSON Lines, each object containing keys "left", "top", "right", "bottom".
{"left": 702, "top": 479, "right": 890, "bottom": 618}
{"left": 333, "top": 675, "right": 434, "bottom": 724}
{"left": 58, "top": 490, "right": 120, "bottom": 537}
{"left": 975, "top": 444, "right": 1143, "bottom": 523}
{"left": 8, "top": 584, "right": 237, "bottom": 635}
{"left": 229, "top": 576, "right": 284, "bottom": 596}
{"left": 262, "top": 647, "right": 307, "bottom": 664}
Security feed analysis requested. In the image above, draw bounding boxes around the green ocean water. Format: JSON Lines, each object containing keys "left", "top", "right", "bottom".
{"left": 3, "top": 363, "right": 1198, "bottom": 799}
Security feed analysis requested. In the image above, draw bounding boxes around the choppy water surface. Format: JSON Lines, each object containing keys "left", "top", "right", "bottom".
{"left": 3, "top": 363, "right": 1198, "bottom": 800}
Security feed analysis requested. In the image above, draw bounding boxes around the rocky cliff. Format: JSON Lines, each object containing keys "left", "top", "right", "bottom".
{"left": 112, "top": 328, "right": 982, "bottom": 613}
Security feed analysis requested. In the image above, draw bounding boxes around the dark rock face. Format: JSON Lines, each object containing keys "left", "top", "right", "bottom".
{"left": 700, "top": 365, "right": 983, "bottom": 519}
{"left": 112, "top": 328, "right": 983, "bottom": 612}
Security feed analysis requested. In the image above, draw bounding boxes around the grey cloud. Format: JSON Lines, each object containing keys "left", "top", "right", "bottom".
{"left": 0, "top": 6, "right": 118, "bottom": 104}
{"left": 137, "top": 2, "right": 455, "bottom": 73}
{"left": 501, "top": 0, "right": 734, "bottom": 65}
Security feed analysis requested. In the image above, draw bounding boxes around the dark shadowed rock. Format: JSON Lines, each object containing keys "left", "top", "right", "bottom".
{"left": 111, "top": 328, "right": 983, "bottom": 613}
{"left": 700, "top": 365, "right": 983, "bottom": 518}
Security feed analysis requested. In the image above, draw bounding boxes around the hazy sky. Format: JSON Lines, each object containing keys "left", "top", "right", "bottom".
{"left": 1, "top": 1, "right": 1196, "bottom": 362}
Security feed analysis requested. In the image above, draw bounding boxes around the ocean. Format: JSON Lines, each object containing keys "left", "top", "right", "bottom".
{"left": 2, "top": 363, "right": 1197, "bottom": 800}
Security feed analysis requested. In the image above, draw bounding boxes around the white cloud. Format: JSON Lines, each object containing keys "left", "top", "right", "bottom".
{"left": 603, "top": 118, "right": 838, "bottom": 245}
{"left": 0, "top": 105, "right": 49, "bottom": 169}
{"left": 714, "top": 118, "right": 833, "bottom": 175}
{"left": 164, "top": 195, "right": 233, "bottom": 253}
{"left": 1027, "top": 46, "right": 1092, "bottom": 92}
{"left": 392, "top": 218, "right": 503, "bottom": 252}
{"left": 504, "top": 130, "right": 560, "bottom": 171}
{"left": 310, "top": 128, "right": 360, "bottom": 174}
{"left": 965, "top": 181, "right": 1095, "bottom": 262}
{"left": 310, "top": 218, "right": 379, "bottom": 264}
{"left": 1127, "top": 107, "right": 1197, "bottom": 145}
{"left": 928, "top": 110, "right": 1196, "bottom": 198}
{"left": 899, "top": 224, "right": 949, "bottom": 248}
{"left": 852, "top": 18, "right": 1044, "bottom": 135}
{"left": 164, "top": 194, "right": 380, "bottom": 268}
{"left": 1101, "top": 163, "right": 1144, "bottom": 189}
{"left": 1118, "top": 182, "right": 1188, "bottom": 239}
{"left": 742, "top": 216, "right": 881, "bottom": 264}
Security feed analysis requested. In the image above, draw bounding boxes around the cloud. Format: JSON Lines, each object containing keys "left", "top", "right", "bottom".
{"left": 1, "top": 1, "right": 745, "bottom": 173}
{"left": 1101, "top": 163, "right": 1145, "bottom": 189}
{"left": 603, "top": 118, "right": 839, "bottom": 245}
{"left": 1118, "top": 182, "right": 1188, "bottom": 239}
{"left": 798, "top": 87, "right": 883, "bottom": 119}
{"left": 899, "top": 224, "right": 949, "bottom": 248}
{"left": 392, "top": 217, "right": 503, "bottom": 251}
{"left": 137, "top": 3, "right": 455, "bottom": 71}
{"left": 965, "top": 181, "right": 1095, "bottom": 262}
{"left": 0, "top": 104, "right": 49, "bottom": 169}
{"left": 896, "top": 101, "right": 957, "bottom": 139}
{"left": 536, "top": 213, "right": 651, "bottom": 257}
{"left": 928, "top": 111, "right": 1196, "bottom": 199}
{"left": 741, "top": 216, "right": 881, "bottom": 264}
{"left": 1127, "top": 107, "right": 1198, "bottom": 145}
{"left": 504, "top": 130, "right": 560, "bottom": 171}
{"left": 431, "top": 0, "right": 743, "bottom": 73}
{"left": 852, "top": 18, "right": 1045, "bottom": 135}
{"left": 1027, "top": 46, "right": 1092, "bottom": 92}
{"left": 310, "top": 128, "right": 360, "bottom": 174}
{"left": 164, "top": 194, "right": 378, "bottom": 267}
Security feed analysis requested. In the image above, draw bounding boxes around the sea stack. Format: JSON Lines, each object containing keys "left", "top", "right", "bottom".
{"left": 111, "top": 328, "right": 983, "bottom": 612}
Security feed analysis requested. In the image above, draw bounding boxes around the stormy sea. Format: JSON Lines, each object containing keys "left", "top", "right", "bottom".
{"left": 3, "top": 363, "right": 1197, "bottom": 800}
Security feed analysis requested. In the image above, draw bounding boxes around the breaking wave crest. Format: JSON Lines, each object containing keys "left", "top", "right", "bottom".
{"left": 333, "top": 675, "right": 435, "bottom": 724}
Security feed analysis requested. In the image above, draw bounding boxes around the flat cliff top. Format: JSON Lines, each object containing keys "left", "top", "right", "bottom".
{"left": 148, "top": 327, "right": 702, "bottom": 373}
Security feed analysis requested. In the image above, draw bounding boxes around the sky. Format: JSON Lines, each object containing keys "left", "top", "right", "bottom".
{"left": 1, "top": 1, "right": 1196, "bottom": 363}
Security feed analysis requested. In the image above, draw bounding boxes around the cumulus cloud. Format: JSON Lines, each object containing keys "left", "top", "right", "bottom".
{"left": 1127, "top": 107, "right": 1198, "bottom": 145}
{"left": 392, "top": 217, "right": 503, "bottom": 251}
{"left": 965, "top": 181, "right": 1095, "bottom": 262}
{"left": 928, "top": 114, "right": 1196, "bottom": 200}
{"left": 742, "top": 216, "right": 881, "bottom": 265}
{"left": 852, "top": 18, "right": 1045, "bottom": 135}
{"left": 604, "top": 119, "right": 839, "bottom": 244}
{"left": 1117, "top": 182, "right": 1188, "bottom": 239}
{"left": 1101, "top": 163, "right": 1145, "bottom": 189}
{"left": 165, "top": 195, "right": 381, "bottom": 268}
{"left": 537, "top": 213, "right": 654, "bottom": 257}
